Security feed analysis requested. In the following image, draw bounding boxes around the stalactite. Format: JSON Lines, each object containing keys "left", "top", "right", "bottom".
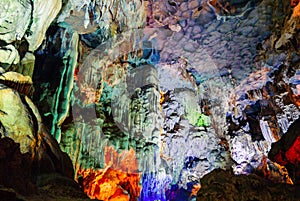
{"left": 51, "top": 29, "right": 79, "bottom": 142}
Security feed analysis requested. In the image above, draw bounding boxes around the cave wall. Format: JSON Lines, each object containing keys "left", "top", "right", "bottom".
{"left": 0, "top": 0, "right": 300, "bottom": 201}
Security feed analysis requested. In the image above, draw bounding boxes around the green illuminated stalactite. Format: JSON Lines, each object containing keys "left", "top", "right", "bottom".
{"left": 51, "top": 29, "right": 79, "bottom": 142}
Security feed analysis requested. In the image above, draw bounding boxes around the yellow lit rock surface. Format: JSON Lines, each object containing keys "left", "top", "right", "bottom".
{"left": 0, "top": 86, "right": 34, "bottom": 153}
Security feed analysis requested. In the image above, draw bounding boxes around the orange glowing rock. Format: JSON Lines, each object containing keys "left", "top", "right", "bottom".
{"left": 159, "top": 90, "right": 165, "bottom": 105}
{"left": 274, "top": 162, "right": 294, "bottom": 184}
{"left": 256, "top": 156, "right": 293, "bottom": 184}
{"left": 292, "top": 0, "right": 300, "bottom": 18}
{"left": 190, "top": 183, "right": 201, "bottom": 197}
{"left": 109, "top": 189, "right": 130, "bottom": 201}
{"left": 292, "top": 94, "right": 300, "bottom": 107}
{"left": 76, "top": 146, "right": 141, "bottom": 201}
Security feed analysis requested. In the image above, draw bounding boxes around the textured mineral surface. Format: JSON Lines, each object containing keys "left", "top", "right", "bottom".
{"left": 0, "top": 0, "right": 300, "bottom": 201}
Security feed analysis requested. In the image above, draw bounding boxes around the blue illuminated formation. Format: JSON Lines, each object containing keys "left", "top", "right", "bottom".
{"left": 141, "top": 39, "right": 160, "bottom": 65}
{"left": 166, "top": 184, "right": 196, "bottom": 201}
{"left": 140, "top": 173, "right": 168, "bottom": 201}
{"left": 139, "top": 172, "right": 197, "bottom": 201}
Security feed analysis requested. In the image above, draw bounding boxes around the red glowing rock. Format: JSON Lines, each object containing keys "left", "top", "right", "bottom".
{"left": 269, "top": 118, "right": 300, "bottom": 184}
{"left": 285, "top": 136, "right": 300, "bottom": 165}
{"left": 273, "top": 150, "right": 288, "bottom": 166}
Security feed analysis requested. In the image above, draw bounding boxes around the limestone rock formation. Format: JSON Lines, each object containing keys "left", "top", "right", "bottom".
{"left": 0, "top": 137, "right": 36, "bottom": 195}
{"left": 0, "top": 45, "right": 20, "bottom": 68}
{"left": 0, "top": 84, "right": 34, "bottom": 153}
{"left": 0, "top": 136, "right": 88, "bottom": 201}
{"left": 26, "top": 0, "right": 62, "bottom": 51}
{"left": 197, "top": 169, "right": 300, "bottom": 201}
{"left": 0, "top": 0, "right": 32, "bottom": 43}
{"left": 1, "top": 0, "right": 300, "bottom": 200}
